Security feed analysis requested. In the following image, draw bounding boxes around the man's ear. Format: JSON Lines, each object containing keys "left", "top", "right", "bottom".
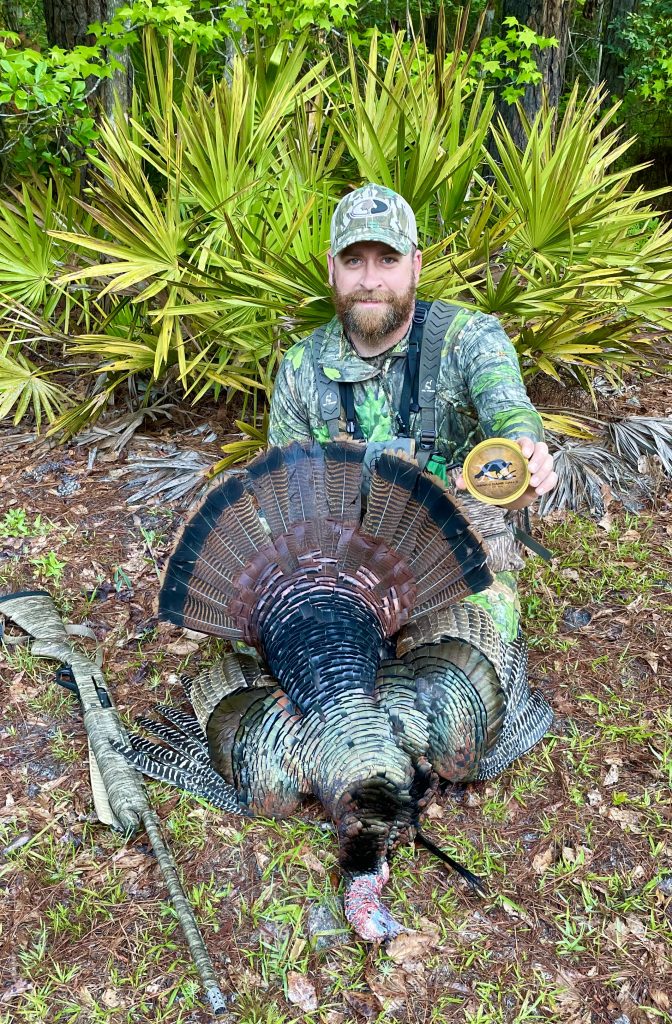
{"left": 327, "top": 251, "right": 335, "bottom": 287}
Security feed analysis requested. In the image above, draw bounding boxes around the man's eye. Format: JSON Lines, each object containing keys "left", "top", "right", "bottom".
{"left": 381, "top": 257, "right": 398, "bottom": 265}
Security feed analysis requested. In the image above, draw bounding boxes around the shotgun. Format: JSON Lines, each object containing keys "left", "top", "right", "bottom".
{"left": 0, "top": 589, "right": 228, "bottom": 1018}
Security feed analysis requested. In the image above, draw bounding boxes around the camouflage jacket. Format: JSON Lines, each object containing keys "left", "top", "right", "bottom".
{"left": 268, "top": 306, "right": 543, "bottom": 462}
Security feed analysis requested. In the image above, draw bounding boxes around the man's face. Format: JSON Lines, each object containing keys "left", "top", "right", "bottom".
{"left": 328, "top": 241, "right": 422, "bottom": 345}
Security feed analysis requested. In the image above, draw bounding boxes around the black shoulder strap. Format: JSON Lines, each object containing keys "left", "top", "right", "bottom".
{"left": 416, "top": 300, "right": 462, "bottom": 469}
{"left": 309, "top": 326, "right": 341, "bottom": 439}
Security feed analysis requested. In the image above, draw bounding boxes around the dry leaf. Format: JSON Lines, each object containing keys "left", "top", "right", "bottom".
{"left": 253, "top": 847, "right": 270, "bottom": 871}
{"left": 367, "top": 968, "right": 407, "bottom": 1011}
{"left": 111, "top": 848, "right": 150, "bottom": 871}
{"left": 607, "top": 807, "right": 642, "bottom": 833}
{"left": 0, "top": 980, "right": 32, "bottom": 1003}
{"left": 651, "top": 990, "right": 670, "bottom": 1010}
{"left": 298, "top": 846, "right": 326, "bottom": 876}
{"left": 343, "top": 990, "right": 379, "bottom": 1019}
{"left": 598, "top": 513, "right": 613, "bottom": 531}
{"left": 532, "top": 846, "right": 554, "bottom": 874}
{"left": 424, "top": 801, "right": 444, "bottom": 820}
{"left": 166, "top": 639, "right": 200, "bottom": 656}
{"left": 101, "top": 988, "right": 123, "bottom": 1009}
{"left": 603, "top": 764, "right": 620, "bottom": 786}
{"left": 642, "top": 652, "right": 659, "bottom": 674}
{"left": 386, "top": 929, "right": 436, "bottom": 965}
{"left": 624, "top": 913, "right": 647, "bottom": 938}
{"left": 286, "top": 972, "right": 318, "bottom": 1012}
{"left": 560, "top": 568, "right": 580, "bottom": 582}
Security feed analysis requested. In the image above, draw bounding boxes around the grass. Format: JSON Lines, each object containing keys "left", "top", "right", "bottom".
{"left": 3, "top": 452, "right": 672, "bottom": 1024}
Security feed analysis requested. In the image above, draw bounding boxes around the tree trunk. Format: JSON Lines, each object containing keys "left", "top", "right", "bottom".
{"left": 599, "top": 0, "right": 639, "bottom": 97}
{"left": 42, "top": 0, "right": 106, "bottom": 48}
{"left": 495, "top": 0, "right": 574, "bottom": 150}
{"left": 42, "top": 0, "right": 132, "bottom": 118}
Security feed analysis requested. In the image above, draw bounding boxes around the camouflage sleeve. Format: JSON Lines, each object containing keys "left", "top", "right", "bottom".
{"left": 458, "top": 313, "right": 544, "bottom": 443}
{"left": 268, "top": 342, "right": 314, "bottom": 446}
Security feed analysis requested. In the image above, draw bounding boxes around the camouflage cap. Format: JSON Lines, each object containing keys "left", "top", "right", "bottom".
{"left": 330, "top": 183, "right": 418, "bottom": 256}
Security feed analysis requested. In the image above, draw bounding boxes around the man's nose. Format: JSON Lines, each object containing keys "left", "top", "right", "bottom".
{"left": 359, "top": 259, "right": 383, "bottom": 291}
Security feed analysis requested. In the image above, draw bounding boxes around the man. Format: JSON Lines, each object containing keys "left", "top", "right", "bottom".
{"left": 268, "top": 183, "right": 557, "bottom": 641}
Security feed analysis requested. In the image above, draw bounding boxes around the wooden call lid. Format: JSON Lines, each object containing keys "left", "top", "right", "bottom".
{"left": 462, "top": 438, "right": 530, "bottom": 505}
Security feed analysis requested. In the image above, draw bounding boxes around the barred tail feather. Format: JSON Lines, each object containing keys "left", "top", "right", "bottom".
{"left": 111, "top": 740, "right": 246, "bottom": 815}
{"left": 152, "top": 703, "right": 207, "bottom": 743}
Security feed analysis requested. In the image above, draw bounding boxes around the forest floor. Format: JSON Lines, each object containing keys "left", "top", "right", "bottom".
{"left": 1, "top": 377, "right": 671, "bottom": 1024}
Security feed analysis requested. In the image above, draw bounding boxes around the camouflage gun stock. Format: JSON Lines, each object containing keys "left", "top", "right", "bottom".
{"left": 0, "top": 590, "right": 228, "bottom": 1019}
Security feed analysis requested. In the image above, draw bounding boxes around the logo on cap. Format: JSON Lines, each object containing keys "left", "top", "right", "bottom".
{"left": 348, "top": 198, "right": 390, "bottom": 219}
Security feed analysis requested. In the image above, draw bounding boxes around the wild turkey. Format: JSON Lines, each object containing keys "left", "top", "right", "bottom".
{"left": 120, "top": 441, "right": 552, "bottom": 941}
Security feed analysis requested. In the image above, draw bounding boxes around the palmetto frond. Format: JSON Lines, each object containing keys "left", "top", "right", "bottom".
{"left": 0, "top": 350, "right": 71, "bottom": 430}
{"left": 607, "top": 416, "right": 672, "bottom": 474}
{"left": 538, "top": 441, "right": 650, "bottom": 517}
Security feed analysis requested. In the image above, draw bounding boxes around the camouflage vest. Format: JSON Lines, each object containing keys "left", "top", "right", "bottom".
{"left": 310, "top": 300, "right": 462, "bottom": 472}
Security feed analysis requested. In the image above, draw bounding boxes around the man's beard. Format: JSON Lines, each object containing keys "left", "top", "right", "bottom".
{"left": 333, "top": 284, "right": 416, "bottom": 346}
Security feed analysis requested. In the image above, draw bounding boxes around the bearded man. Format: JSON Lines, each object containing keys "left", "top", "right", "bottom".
{"left": 268, "top": 183, "right": 557, "bottom": 642}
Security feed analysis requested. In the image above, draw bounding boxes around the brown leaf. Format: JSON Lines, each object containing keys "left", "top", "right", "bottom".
{"left": 532, "top": 846, "right": 554, "bottom": 874}
{"left": 101, "top": 988, "right": 123, "bottom": 1009}
{"left": 424, "top": 801, "right": 444, "bottom": 820}
{"left": 642, "top": 652, "right": 659, "bottom": 674}
{"left": 603, "top": 764, "right": 620, "bottom": 786}
{"left": 0, "top": 980, "right": 32, "bottom": 1003}
{"left": 343, "top": 990, "right": 379, "bottom": 1019}
{"left": 298, "top": 845, "right": 326, "bottom": 876}
{"left": 607, "top": 807, "right": 642, "bottom": 833}
{"left": 367, "top": 968, "right": 407, "bottom": 1011}
{"left": 253, "top": 847, "right": 270, "bottom": 872}
{"left": 166, "top": 639, "right": 200, "bottom": 656}
{"left": 386, "top": 929, "right": 436, "bottom": 965}
{"left": 286, "top": 972, "right": 318, "bottom": 1012}
{"left": 651, "top": 990, "right": 670, "bottom": 1010}
{"left": 111, "top": 848, "right": 151, "bottom": 871}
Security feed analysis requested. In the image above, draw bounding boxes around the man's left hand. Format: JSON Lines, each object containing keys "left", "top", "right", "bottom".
{"left": 456, "top": 437, "right": 557, "bottom": 509}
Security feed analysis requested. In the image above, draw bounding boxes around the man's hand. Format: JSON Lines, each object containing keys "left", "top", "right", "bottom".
{"left": 456, "top": 437, "right": 557, "bottom": 509}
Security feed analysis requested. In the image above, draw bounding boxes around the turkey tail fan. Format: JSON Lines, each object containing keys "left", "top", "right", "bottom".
{"left": 324, "top": 441, "right": 365, "bottom": 524}
{"left": 385, "top": 471, "right": 492, "bottom": 612}
{"left": 246, "top": 445, "right": 291, "bottom": 538}
{"left": 284, "top": 441, "right": 330, "bottom": 525}
{"left": 363, "top": 453, "right": 421, "bottom": 545}
{"left": 159, "top": 474, "right": 270, "bottom": 639}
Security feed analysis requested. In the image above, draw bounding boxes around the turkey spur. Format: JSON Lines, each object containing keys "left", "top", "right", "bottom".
{"left": 119, "top": 441, "right": 552, "bottom": 941}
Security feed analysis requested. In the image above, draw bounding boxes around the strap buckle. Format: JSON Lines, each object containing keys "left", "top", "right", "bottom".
{"left": 413, "top": 306, "right": 429, "bottom": 325}
{"left": 420, "top": 430, "right": 436, "bottom": 451}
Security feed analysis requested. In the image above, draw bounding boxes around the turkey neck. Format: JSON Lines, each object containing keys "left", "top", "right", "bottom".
{"left": 257, "top": 583, "right": 416, "bottom": 873}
